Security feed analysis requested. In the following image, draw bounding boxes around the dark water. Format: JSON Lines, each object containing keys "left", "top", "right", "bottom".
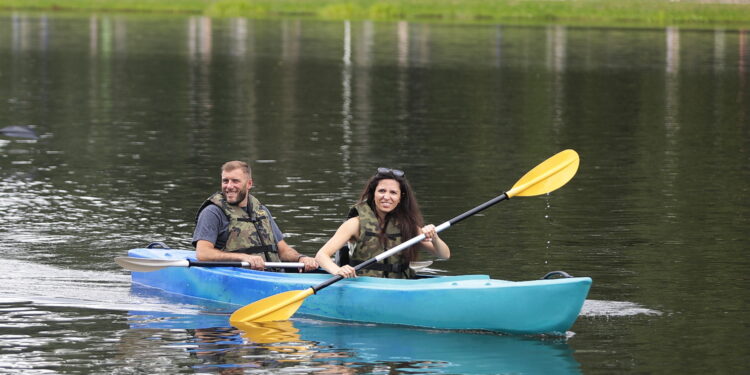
{"left": 1, "top": 13, "right": 749, "bottom": 374}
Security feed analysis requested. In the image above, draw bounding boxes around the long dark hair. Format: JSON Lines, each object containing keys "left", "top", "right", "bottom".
{"left": 358, "top": 170, "right": 424, "bottom": 262}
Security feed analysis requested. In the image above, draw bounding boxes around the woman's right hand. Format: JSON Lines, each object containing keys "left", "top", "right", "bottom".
{"left": 336, "top": 264, "right": 357, "bottom": 278}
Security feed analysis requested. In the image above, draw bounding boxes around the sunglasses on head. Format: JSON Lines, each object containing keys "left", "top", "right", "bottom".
{"left": 377, "top": 167, "right": 405, "bottom": 177}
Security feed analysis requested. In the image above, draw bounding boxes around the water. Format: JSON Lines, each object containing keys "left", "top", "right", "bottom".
{"left": 1, "top": 13, "right": 749, "bottom": 374}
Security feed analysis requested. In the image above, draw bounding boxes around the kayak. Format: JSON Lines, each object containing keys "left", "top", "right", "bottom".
{"left": 126, "top": 246, "right": 592, "bottom": 335}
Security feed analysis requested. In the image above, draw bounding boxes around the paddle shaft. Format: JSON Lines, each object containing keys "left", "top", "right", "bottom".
{"left": 189, "top": 260, "right": 303, "bottom": 268}
{"left": 311, "top": 192, "right": 509, "bottom": 292}
{"left": 115, "top": 256, "right": 304, "bottom": 272}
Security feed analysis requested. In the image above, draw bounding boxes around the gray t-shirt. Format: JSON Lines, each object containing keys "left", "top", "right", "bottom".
{"left": 192, "top": 204, "right": 284, "bottom": 249}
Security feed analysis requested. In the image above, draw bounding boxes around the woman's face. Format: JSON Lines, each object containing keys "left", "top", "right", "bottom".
{"left": 373, "top": 179, "right": 401, "bottom": 217}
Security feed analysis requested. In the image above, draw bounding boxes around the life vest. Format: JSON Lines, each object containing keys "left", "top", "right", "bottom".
{"left": 344, "top": 202, "right": 414, "bottom": 279}
{"left": 196, "top": 192, "right": 280, "bottom": 262}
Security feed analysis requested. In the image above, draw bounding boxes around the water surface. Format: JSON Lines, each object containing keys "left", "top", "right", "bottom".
{"left": 1, "top": 14, "right": 748, "bottom": 374}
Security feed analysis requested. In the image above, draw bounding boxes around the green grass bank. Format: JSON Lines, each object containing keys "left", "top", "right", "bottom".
{"left": 2, "top": 0, "right": 750, "bottom": 28}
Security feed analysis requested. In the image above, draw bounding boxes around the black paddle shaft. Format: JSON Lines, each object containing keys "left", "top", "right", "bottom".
{"left": 189, "top": 261, "right": 246, "bottom": 267}
{"left": 447, "top": 193, "right": 509, "bottom": 226}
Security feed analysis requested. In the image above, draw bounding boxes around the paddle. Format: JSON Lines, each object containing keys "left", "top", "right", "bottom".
{"left": 229, "top": 149, "right": 580, "bottom": 324}
{"left": 115, "top": 257, "right": 432, "bottom": 273}
{"left": 115, "top": 257, "right": 305, "bottom": 272}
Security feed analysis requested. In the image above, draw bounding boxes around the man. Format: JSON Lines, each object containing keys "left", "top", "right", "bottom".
{"left": 192, "top": 160, "right": 318, "bottom": 271}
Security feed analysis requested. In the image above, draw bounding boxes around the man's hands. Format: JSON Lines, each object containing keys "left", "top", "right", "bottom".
{"left": 298, "top": 256, "right": 319, "bottom": 272}
{"left": 238, "top": 254, "right": 266, "bottom": 270}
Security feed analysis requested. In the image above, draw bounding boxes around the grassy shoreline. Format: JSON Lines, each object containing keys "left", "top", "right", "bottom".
{"left": 2, "top": 0, "right": 750, "bottom": 29}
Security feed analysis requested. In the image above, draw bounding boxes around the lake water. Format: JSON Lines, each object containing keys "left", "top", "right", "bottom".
{"left": 1, "top": 13, "right": 748, "bottom": 374}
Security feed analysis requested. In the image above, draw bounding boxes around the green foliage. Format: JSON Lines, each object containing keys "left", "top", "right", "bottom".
{"left": 207, "top": 1, "right": 270, "bottom": 18}
{"left": 319, "top": 2, "right": 366, "bottom": 20}
{"left": 1, "top": 0, "right": 749, "bottom": 28}
{"left": 368, "top": 2, "right": 403, "bottom": 20}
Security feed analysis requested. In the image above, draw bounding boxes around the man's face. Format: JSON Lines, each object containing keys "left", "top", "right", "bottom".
{"left": 221, "top": 168, "right": 252, "bottom": 206}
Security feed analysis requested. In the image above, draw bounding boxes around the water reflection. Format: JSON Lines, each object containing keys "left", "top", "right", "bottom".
{"left": 128, "top": 312, "right": 582, "bottom": 374}
{"left": 740, "top": 30, "right": 747, "bottom": 123}
{"left": 664, "top": 26, "right": 680, "bottom": 207}
{"left": 2, "top": 13, "right": 750, "bottom": 374}
{"left": 548, "top": 25, "right": 566, "bottom": 135}
{"left": 188, "top": 15, "right": 214, "bottom": 140}
{"left": 341, "top": 20, "right": 354, "bottom": 182}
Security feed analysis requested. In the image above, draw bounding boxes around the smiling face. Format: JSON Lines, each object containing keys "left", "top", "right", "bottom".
{"left": 221, "top": 168, "right": 252, "bottom": 206}
{"left": 373, "top": 179, "right": 402, "bottom": 218}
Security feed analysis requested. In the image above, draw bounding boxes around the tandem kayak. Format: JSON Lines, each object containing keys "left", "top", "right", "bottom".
{"left": 126, "top": 246, "right": 592, "bottom": 335}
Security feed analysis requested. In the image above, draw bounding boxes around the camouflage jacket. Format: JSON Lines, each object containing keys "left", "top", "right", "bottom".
{"left": 196, "top": 192, "right": 280, "bottom": 262}
{"left": 347, "top": 202, "right": 414, "bottom": 279}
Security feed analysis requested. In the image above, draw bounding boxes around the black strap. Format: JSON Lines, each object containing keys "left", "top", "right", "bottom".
{"left": 241, "top": 205, "right": 273, "bottom": 249}
{"left": 237, "top": 214, "right": 267, "bottom": 223}
{"left": 229, "top": 245, "right": 278, "bottom": 255}
{"left": 335, "top": 245, "right": 350, "bottom": 266}
{"left": 350, "top": 259, "right": 406, "bottom": 273}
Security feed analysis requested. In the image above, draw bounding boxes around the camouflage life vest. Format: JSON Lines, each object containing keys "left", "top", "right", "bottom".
{"left": 346, "top": 202, "right": 414, "bottom": 279}
{"left": 196, "top": 192, "right": 280, "bottom": 262}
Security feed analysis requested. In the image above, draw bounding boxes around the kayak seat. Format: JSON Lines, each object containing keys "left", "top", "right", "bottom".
{"left": 541, "top": 270, "right": 574, "bottom": 279}
{"left": 146, "top": 242, "right": 171, "bottom": 249}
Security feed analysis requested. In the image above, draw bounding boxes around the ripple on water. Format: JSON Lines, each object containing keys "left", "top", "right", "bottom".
{"left": 0, "top": 259, "right": 210, "bottom": 315}
{"left": 579, "top": 299, "right": 662, "bottom": 317}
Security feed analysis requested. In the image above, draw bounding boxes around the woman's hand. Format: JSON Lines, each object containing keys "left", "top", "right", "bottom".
{"left": 421, "top": 224, "right": 437, "bottom": 243}
{"left": 336, "top": 264, "right": 357, "bottom": 278}
{"left": 419, "top": 224, "right": 450, "bottom": 260}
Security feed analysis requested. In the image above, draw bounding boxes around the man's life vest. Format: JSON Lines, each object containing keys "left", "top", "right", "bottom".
{"left": 196, "top": 192, "right": 280, "bottom": 263}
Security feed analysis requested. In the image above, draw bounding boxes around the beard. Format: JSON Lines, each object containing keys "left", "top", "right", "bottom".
{"left": 224, "top": 188, "right": 247, "bottom": 206}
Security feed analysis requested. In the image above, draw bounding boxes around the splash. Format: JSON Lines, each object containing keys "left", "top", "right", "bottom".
{"left": 0, "top": 258, "right": 204, "bottom": 315}
{"left": 579, "top": 299, "right": 662, "bottom": 317}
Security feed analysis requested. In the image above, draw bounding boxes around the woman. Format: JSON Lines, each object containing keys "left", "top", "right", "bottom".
{"left": 315, "top": 167, "right": 450, "bottom": 279}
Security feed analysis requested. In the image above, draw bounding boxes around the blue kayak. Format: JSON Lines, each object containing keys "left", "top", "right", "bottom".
{"left": 127, "top": 247, "right": 592, "bottom": 335}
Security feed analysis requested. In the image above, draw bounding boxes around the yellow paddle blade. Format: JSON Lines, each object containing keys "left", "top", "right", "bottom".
{"left": 233, "top": 320, "right": 300, "bottom": 344}
{"left": 506, "top": 149, "right": 580, "bottom": 198}
{"left": 229, "top": 288, "right": 314, "bottom": 324}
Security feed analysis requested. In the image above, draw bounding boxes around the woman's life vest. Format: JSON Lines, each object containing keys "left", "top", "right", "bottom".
{"left": 341, "top": 202, "right": 415, "bottom": 279}
{"left": 197, "top": 192, "right": 281, "bottom": 262}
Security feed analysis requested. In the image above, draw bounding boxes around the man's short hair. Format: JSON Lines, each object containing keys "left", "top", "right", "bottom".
{"left": 221, "top": 160, "right": 251, "bottom": 178}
